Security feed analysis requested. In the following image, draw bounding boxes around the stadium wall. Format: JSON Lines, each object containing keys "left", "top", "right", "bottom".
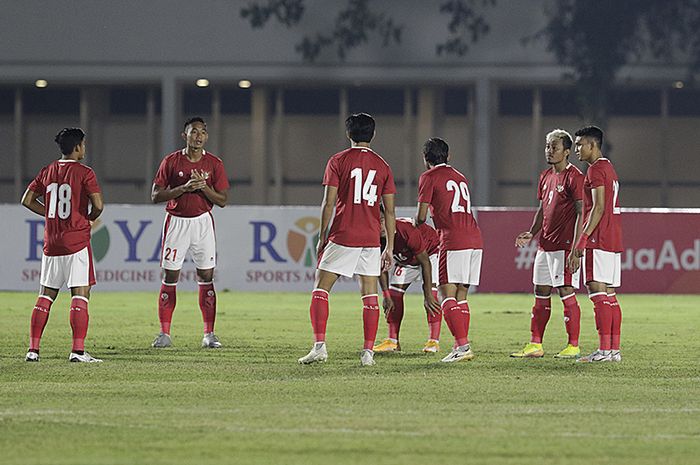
{"left": 2, "top": 205, "right": 698, "bottom": 294}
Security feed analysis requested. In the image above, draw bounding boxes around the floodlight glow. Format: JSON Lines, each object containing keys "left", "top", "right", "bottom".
{"left": 35, "top": 79, "right": 48, "bottom": 88}
{"left": 238, "top": 80, "right": 252, "bottom": 89}
{"left": 196, "top": 79, "right": 210, "bottom": 88}
{"left": 673, "top": 81, "right": 684, "bottom": 89}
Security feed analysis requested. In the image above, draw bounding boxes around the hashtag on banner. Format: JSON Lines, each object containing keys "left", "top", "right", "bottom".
{"left": 514, "top": 241, "right": 538, "bottom": 270}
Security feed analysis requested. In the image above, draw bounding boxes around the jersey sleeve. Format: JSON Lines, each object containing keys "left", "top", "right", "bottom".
{"left": 153, "top": 157, "right": 171, "bottom": 187}
{"left": 537, "top": 171, "right": 546, "bottom": 201}
{"left": 83, "top": 168, "right": 101, "bottom": 194}
{"left": 382, "top": 164, "right": 397, "bottom": 195}
{"left": 417, "top": 173, "right": 433, "bottom": 204}
{"left": 27, "top": 168, "right": 47, "bottom": 195}
{"left": 212, "top": 159, "right": 230, "bottom": 192}
{"left": 587, "top": 164, "right": 606, "bottom": 189}
{"left": 569, "top": 170, "right": 584, "bottom": 201}
{"left": 322, "top": 157, "right": 339, "bottom": 187}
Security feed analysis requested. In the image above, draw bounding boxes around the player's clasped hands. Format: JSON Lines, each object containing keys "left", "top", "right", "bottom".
{"left": 514, "top": 231, "right": 533, "bottom": 247}
{"left": 183, "top": 170, "right": 208, "bottom": 192}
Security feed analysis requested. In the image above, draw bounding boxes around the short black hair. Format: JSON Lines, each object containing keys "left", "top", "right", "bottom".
{"left": 345, "top": 113, "right": 375, "bottom": 143}
{"left": 54, "top": 128, "right": 85, "bottom": 155}
{"left": 575, "top": 125, "right": 604, "bottom": 149}
{"left": 183, "top": 116, "right": 206, "bottom": 132}
{"left": 423, "top": 137, "right": 449, "bottom": 165}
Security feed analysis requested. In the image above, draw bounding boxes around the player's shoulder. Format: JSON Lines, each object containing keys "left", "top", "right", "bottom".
{"left": 203, "top": 150, "right": 225, "bottom": 165}
{"left": 567, "top": 163, "right": 584, "bottom": 176}
{"left": 396, "top": 217, "right": 414, "bottom": 229}
{"left": 447, "top": 165, "right": 467, "bottom": 181}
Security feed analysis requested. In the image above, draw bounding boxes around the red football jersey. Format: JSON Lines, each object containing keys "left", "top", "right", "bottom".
{"left": 323, "top": 147, "right": 396, "bottom": 247}
{"left": 28, "top": 159, "right": 101, "bottom": 256}
{"left": 153, "top": 149, "right": 230, "bottom": 218}
{"left": 418, "top": 164, "right": 482, "bottom": 251}
{"left": 394, "top": 218, "right": 440, "bottom": 266}
{"left": 537, "top": 163, "right": 584, "bottom": 251}
{"left": 583, "top": 158, "right": 623, "bottom": 252}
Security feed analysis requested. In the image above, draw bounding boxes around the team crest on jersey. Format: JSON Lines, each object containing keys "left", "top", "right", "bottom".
{"left": 556, "top": 184, "right": 564, "bottom": 193}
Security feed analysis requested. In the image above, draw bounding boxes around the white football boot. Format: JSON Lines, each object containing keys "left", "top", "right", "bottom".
{"left": 360, "top": 349, "right": 376, "bottom": 366}
{"left": 69, "top": 352, "right": 103, "bottom": 363}
{"left": 202, "top": 332, "right": 222, "bottom": 348}
{"left": 609, "top": 350, "right": 622, "bottom": 362}
{"left": 25, "top": 351, "right": 39, "bottom": 362}
{"left": 298, "top": 343, "right": 328, "bottom": 364}
{"left": 152, "top": 332, "right": 172, "bottom": 348}
{"left": 440, "top": 344, "right": 475, "bottom": 363}
{"left": 576, "top": 349, "right": 612, "bottom": 363}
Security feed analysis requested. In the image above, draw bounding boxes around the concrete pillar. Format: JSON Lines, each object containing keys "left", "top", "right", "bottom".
{"left": 211, "top": 87, "right": 222, "bottom": 156}
{"left": 272, "top": 88, "right": 284, "bottom": 205}
{"left": 660, "top": 87, "right": 669, "bottom": 206}
{"left": 531, "top": 87, "right": 543, "bottom": 203}
{"left": 251, "top": 87, "right": 269, "bottom": 204}
{"left": 161, "top": 76, "right": 180, "bottom": 154}
{"left": 339, "top": 87, "right": 348, "bottom": 147}
{"left": 14, "top": 89, "right": 23, "bottom": 200}
{"left": 145, "top": 88, "right": 157, "bottom": 191}
{"left": 416, "top": 87, "right": 436, "bottom": 197}
{"left": 402, "top": 87, "right": 415, "bottom": 206}
{"left": 474, "top": 78, "right": 493, "bottom": 205}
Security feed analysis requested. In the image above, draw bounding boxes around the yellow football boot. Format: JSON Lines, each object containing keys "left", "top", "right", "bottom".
{"left": 554, "top": 344, "right": 581, "bottom": 359}
{"left": 510, "top": 342, "right": 544, "bottom": 358}
{"left": 422, "top": 339, "right": 440, "bottom": 353}
{"left": 373, "top": 338, "right": 400, "bottom": 353}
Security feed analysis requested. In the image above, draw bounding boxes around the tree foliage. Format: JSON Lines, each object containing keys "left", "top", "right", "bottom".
{"left": 436, "top": 0, "right": 496, "bottom": 57}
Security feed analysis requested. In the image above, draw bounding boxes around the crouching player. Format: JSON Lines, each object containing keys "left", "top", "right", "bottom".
{"left": 374, "top": 216, "right": 442, "bottom": 353}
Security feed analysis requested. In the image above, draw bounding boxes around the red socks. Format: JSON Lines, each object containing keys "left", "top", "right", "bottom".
{"left": 309, "top": 289, "right": 329, "bottom": 342}
{"left": 198, "top": 282, "right": 217, "bottom": 334}
{"left": 386, "top": 288, "right": 405, "bottom": 340}
{"left": 561, "top": 293, "right": 581, "bottom": 346}
{"left": 362, "top": 294, "right": 380, "bottom": 350}
{"left": 69, "top": 296, "right": 89, "bottom": 352}
{"left": 427, "top": 288, "right": 442, "bottom": 341}
{"left": 29, "top": 295, "right": 53, "bottom": 351}
{"left": 457, "top": 300, "right": 470, "bottom": 344}
{"left": 608, "top": 293, "right": 622, "bottom": 350}
{"left": 158, "top": 282, "right": 177, "bottom": 335}
{"left": 442, "top": 298, "right": 468, "bottom": 347}
{"left": 530, "top": 295, "right": 551, "bottom": 344}
{"left": 590, "top": 292, "right": 612, "bottom": 351}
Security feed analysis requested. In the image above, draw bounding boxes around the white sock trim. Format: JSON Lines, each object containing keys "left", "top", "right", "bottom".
{"left": 361, "top": 294, "right": 379, "bottom": 299}
{"left": 162, "top": 281, "right": 178, "bottom": 286}
{"left": 312, "top": 288, "right": 329, "bottom": 295}
{"left": 607, "top": 293, "right": 616, "bottom": 297}
{"left": 71, "top": 295, "right": 89, "bottom": 303}
{"left": 38, "top": 295, "right": 54, "bottom": 303}
{"left": 560, "top": 293, "right": 576, "bottom": 301}
{"left": 589, "top": 292, "right": 607, "bottom": 298}
{"left": 388, "top": 286, "right": 406, "bottom": 293}
{"left": 457, "top": 300, "right": 468, "bottom": 305}
{"left": 535, "top": 294, "right": 551, "bottom": 299}
{"left": 198, "top": 281, "right": 213, "bottom": 286}
{"left": 441, "top": 297, "right": 457, "bottom": 304}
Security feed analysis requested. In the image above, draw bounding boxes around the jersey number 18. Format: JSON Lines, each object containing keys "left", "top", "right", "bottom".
{"left": 46, "top": 183, "right": 72, "bottom": 219}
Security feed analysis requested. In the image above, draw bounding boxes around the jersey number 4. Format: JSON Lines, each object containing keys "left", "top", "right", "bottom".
{"left": 46, "top": 183, "right": 72, "bottom": 219}
{"left": 446, "top": 180, "right": 472, "bottom": 213}
{"left": 350, "top": 168, "right": 378, "bottom": 206}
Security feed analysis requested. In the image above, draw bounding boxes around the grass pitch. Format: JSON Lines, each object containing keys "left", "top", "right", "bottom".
{"left": 0, "top": 291, "right": 699, "bottom": 465}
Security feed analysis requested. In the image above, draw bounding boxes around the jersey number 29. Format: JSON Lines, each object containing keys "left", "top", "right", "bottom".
{"left": 46, "top": 183, "right": 72, "bottom": 219}
{"left": 446, "top": 180, "right": 471, "bottom": 213}
{"left": 350, "top": 168, "right": 378, "bottom": 206}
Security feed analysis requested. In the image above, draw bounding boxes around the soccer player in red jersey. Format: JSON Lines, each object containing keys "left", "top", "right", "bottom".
{"left": 21, "top": 128, "right": 104, "bottom": 363}
{"left": 511, "top": 129, "right": 585, "bottom": 359}
{"left": 151, "top": 117, "right": 229, "bottom": 349}
{"left": 298, "top": 113, "right": 397, "bottom": 367}
{"left": 374, "top": 217, "right": 442, "bottom": 353}
{"left": 416, "top": 137, "right": 482, "bottom": 363}
{"left": 569, "top": 126, "right": 623, "bottom": 363}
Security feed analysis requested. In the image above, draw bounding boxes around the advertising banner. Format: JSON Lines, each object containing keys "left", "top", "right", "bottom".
{"left": 1, "top": 205, "right": 698, "bottom": 293}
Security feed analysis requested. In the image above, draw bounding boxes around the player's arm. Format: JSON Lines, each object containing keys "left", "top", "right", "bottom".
{"left": 87, "top": 192, "right": 104, "bottom": 221}
{"left": 317, "top": 185, "right": 337, "bottom": 257}
{"left": 191, "top": 169, "right": 228, "bottom": 207}
{"left": 381, "top": 193, "right": 396, "bottom": 272}
{"left": 574, "top": 187, "right": 605, "bottom": 257}
{"left": 567, "top": 200, "right": 584, "bottom": 272}
{"left": 378, "top": 271, "right": 395, "bottom": 315}
{"left": 20, "top": 188, "right": 45, "bottom": 217}
{"left": 414, "top": 202, "right": 430, "bottom": 226}
{"left": 151, "top": 178, "right": 206, "bottom": 204}
{"left": 415, "top": 251, "right": 440, "bottom": 315}
{"left": 515, "top": 201, "right": 543, "bottom": 247}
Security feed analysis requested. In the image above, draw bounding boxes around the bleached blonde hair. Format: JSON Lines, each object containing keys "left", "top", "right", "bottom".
{"left": 545, "top": 129, "right": 573, "bottom": 150}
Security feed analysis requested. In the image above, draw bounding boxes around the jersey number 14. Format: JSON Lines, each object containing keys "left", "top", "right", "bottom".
{"left": 350, "top": 168, "right": 378, "bottom": 206}
{"left": 46, "top": 182, "right": 72, "bottom": 219}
